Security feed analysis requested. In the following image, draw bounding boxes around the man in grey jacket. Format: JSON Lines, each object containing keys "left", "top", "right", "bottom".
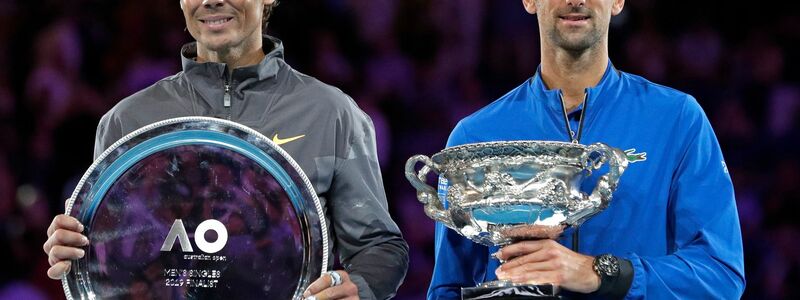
{"left": 42, "top": 1, "right": 409, "bottom": 299}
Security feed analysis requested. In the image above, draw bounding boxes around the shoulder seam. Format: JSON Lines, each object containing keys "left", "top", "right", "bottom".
{"left": 622, "top": 72, "right": 691, "bottom": 98}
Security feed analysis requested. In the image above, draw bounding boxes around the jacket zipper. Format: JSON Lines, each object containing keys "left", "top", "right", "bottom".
{"left": 223, "top": 77, "right": 232, "bottom": 120}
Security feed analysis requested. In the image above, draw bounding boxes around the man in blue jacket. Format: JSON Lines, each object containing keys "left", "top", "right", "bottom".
{"left": 428, "top": 0, "right": 745, "bottom": 299}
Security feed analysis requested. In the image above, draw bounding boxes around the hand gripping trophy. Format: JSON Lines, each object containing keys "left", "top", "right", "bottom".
{"left": 406, "top": 141, "right": 629, "bottom": 299}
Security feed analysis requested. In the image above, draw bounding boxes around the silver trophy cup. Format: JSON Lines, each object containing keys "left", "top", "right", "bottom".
{"left": 405, "top": 141, "right": 628, "bottom": 299}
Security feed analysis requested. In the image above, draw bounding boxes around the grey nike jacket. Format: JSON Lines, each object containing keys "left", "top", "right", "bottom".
{"left": 93, "top": 35, "right": 409, "bottom": 300}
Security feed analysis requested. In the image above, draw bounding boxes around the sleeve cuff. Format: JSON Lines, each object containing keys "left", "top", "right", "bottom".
{"left": 622, "top": 255, "right": 645, "bottom": 299}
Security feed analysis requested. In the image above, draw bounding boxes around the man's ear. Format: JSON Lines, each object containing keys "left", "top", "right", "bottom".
{"left": 522, "top": 0, "right": 537, "bottom": 15}
{"left": 611, "top": 0, "right": 625, "bottom": 16}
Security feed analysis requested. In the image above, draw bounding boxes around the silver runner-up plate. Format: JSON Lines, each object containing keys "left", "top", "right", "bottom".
{"left": 62, "top": 116, "right": 329, "bottom": 300}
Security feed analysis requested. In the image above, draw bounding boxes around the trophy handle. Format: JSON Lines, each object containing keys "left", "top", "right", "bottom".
{"left": 586, "top": 143, "right": 628, "bottom": 207}
{"left": 404, "top": 155, "right": 455, "bottom": 228}
{"left": 567, "top": 143, "right": 629, "bottom": 226}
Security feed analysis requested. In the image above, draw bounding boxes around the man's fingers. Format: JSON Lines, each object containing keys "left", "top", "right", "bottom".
{"left": 500, "top": 259, "right": 561, "bottom": 279}
{"left": 43, "top": 229, "right": 89, "bottom": 257}
{"left": 303, "top": 273, "right": 333, "bottom": 298}
{"left": 49, "top": 245, "right": 85, "bottom": 261}
{"left": 510, "top": 270, "right": 561, "bottom": 286}
{"left": 47, "top": 261, "right": 72, "bottom": 280}
{"left": 303, "top": 271, "right": 356, "bottom": 300}
{"left": 495, "top": 240, "right": 570, "bottom": 280}
{"left": 309, "top": 282, "right": 358, "bottom": 300}
{"left": 495, "top": 240, "right": 549, "bottom": 261}
{"left": 50, "top": 229, "right": 89, "bottom": 247}
{"left": 499, "top": 245, "right": 562, "bottom": 271}
{"left": 47, "top": 215, "right": 84, "bottom": 237}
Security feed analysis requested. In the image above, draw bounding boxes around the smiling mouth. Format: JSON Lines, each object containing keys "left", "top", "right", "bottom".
{"left": 200, "top": 17, "right": 233, "bottom": 25}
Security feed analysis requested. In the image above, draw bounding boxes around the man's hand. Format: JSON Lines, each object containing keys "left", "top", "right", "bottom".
{"left": 303, "top": 270, "right": 359, "bottom": 300}
{"left": 494, "top": 239, "right": 600, "bottom": 294}
{"left": 43, "top": 214, "right": 88, "bottom": 279}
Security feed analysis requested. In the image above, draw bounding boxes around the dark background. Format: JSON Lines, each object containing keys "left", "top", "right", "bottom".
{"left": 0, "top": 0, "right": 798, "bottom": 299}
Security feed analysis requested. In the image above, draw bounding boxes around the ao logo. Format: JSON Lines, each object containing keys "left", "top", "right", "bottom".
{"left": 160, "top": 219, "right": 228, "bottom": 254}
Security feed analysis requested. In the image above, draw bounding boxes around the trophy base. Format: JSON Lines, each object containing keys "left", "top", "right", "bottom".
{"left": 461, "top": 280, "right": 560, "bottom": 300}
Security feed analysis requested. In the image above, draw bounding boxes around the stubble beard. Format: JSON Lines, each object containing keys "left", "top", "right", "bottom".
{"left": 547, "top": 23, "right": 605, "bottom": 55}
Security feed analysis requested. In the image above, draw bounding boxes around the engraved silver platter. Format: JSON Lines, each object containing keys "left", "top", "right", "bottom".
{"left": 63, "top": 116, "right": 329, "bottom": 299}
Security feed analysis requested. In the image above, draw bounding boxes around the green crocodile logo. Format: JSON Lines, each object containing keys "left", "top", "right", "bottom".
{"left": 625, "top": 149, "right": 647, "bottom": 163}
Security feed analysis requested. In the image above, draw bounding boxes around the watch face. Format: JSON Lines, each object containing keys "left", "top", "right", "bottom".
{"left": 62, "top": 117, "right": 329, "bottom": 300}
{"left": 595, "top": 254, "right": 620, "bottom": 277}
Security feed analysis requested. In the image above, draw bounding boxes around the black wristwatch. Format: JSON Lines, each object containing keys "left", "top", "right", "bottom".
{"left": 593, "top": 254, "right": 620, "bottom": 294}
{"left": 593, "top": 253, "right": 620, "bottom": 279}
{"left": 592, "top": 254, "right": 633, "bottom": 299}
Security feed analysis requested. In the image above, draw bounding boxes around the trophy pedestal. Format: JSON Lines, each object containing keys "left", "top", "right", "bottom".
{"left": 462, "top": 281, "right": 560, "bottom": 299}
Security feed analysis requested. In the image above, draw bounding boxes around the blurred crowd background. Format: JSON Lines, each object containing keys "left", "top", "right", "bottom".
{"left": 0, "top": 0, "right": 798, "bottom": 299}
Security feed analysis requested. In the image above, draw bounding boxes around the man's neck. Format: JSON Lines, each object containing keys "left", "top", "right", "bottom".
{"left": 539, "top": 42, "right": 608, "bottom": 111}
{"left": 196, "top": 36, "right": 266, "bottom": 74}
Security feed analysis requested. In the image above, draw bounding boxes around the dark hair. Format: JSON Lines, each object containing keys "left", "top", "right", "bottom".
{"left": 263, "top": 1, "right": 279, "bottom": 31}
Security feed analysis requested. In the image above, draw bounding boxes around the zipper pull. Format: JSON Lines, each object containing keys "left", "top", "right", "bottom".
{"left": 223, "top": 84, "right": 231, "bottom": 108}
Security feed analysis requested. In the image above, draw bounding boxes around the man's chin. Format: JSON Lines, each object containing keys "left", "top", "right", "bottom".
{"left": 554, "top": 34, "right": 599, "bottom": 53}
{"left": 559, "top": 41, "right": 593, "bottom": 53}
{"left": 198, "top": 37, "right": 237, "bottom": 52}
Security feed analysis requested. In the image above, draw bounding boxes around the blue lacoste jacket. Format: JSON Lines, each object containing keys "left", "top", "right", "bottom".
{"left": 428, "top": 62, "right": 745, "bottom": 299}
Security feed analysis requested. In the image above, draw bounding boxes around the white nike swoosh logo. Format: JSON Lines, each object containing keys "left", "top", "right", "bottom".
{"left": 272, "top": 134, "right": 305, "bottom": 145}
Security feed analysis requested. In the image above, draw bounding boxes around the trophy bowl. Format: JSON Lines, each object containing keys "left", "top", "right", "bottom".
{"left": 405, "top": 141, "right": 628, "bottom": 298}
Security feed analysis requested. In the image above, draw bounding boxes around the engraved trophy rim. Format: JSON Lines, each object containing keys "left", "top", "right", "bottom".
{"left": 431, "top": 140, "right": 591, "bottom": 165}
{"left": 62, "top": 116, "right": 329, "bottom": 300}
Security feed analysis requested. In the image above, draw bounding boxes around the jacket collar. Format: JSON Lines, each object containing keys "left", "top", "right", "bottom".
{"left": 180, "top": 35, "right": 284, "bottom": 83}
{"left": 529, "top": 59, "right": 621, "bottom": 112}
